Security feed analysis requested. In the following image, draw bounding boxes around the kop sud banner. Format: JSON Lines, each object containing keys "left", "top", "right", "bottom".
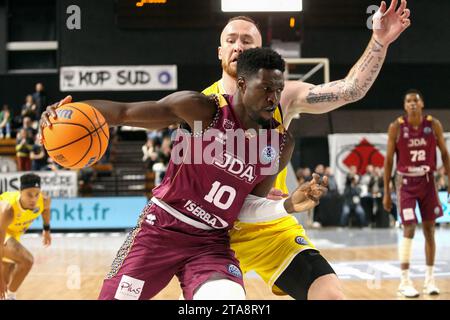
{"left": 60, "top": 65, "right": 177, "bottom": 91}
{"left": 0, "top": 171, "right": 78, "bottom": 198}
{"left": 328, "top": 133, "right": 450, "bottom": 193}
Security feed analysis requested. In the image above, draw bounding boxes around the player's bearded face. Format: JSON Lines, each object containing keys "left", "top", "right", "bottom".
{"left": 222, "top": 57, "right": 238, "bottom": 78}
{"left": 219, "top": 20, "right": 262, "bottom": 78}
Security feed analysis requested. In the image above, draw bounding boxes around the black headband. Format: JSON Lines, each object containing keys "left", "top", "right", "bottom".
{"left": 20, "top": 176, "right": 41, "bottom": 190}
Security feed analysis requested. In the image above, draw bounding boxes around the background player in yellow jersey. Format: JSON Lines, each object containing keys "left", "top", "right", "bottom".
{"left": 203, "top": 0, "right": 411, "bottom": 299}
{"left": 0, "top": 173, "right": 51, "bottom": 300}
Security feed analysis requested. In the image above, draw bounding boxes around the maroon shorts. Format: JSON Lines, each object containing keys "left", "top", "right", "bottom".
{"left": 396, "top": 173, "right": 443, "bottom": 225}
{"left": 98, "top": 201, "right": 244, "bottom": 300}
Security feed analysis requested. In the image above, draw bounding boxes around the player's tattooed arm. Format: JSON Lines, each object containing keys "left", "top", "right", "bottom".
{"left": 281, "top": 37, "right": 387, "bottom": 120}
{"left": 282, "top": 0, "right": 411, "bottom": 122}
{"left": 40, "top": 91, "right": 217, "bottom": 132}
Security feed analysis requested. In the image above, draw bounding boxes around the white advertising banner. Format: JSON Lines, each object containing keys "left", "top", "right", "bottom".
{"left": 0, "top": 171, "right": 78, "bottom": 198}
{"left": 328, "top": 133, "right": 450, "bottom": 193}
{"left": 60, "top": 65, "right": 177, "bottom": 91}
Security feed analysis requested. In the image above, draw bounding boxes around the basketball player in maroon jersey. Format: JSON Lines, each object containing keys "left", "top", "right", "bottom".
{"left": 41, "top": 48, "right": 328, "bottom": 300}
{"left": 384, "top": 89, "right": 450, "bottom": 298}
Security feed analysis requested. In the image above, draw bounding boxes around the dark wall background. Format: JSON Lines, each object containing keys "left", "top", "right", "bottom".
{"left": 0, "top": 0, "right": 449, "bottom": 133}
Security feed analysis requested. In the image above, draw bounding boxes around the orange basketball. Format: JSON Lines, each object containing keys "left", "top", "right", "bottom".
{"left": 42, "top": 102, "right": 110, "bottom": 169}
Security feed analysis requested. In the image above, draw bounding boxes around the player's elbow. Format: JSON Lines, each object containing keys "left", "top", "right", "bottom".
{"left": 341, "top": 79, "right": 366, "bottom": 103}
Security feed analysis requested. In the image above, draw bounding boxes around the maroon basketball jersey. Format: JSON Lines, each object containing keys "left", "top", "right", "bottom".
{"left": 395, "top": 115, "right": 437, "bottom": 175}
{"left": 152, "top": 94, "right": 287, "bottom": 230}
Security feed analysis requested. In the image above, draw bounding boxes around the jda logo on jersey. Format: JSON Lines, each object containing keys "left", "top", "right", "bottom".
{"left": 261, "top": 146, "right": 277, "bottom": 163}
{"left": 295, "top": 236, "right": 309, "bottom": 246}
{"left": 227, "top": 264, "right": 242, "bottom": 278}
{"left": 213, "top": 153, "right": 256, "bottom": 183}
{"left": 424, "top": 127, "right": 432, "bottom": 135}
{"left": 408, "top": 138, "right": 427, "bottom": 148}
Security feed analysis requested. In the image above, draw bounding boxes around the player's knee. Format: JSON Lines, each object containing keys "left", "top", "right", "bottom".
{"left": 308, "top": 273, "right": 344, "bottom": 300}
{"left": 321, "top": 287, "right": 345, "bottom": 300}
{"left": 422, "top": 228, "right": 435, "bottom": 241}
{"left": 275, "top": 250, "right": 338, "bottom": 300}
{"left": 193, "top": 278, "right": 246, "bottom": 300}
{"left": 21, "top": 254, "right": 34, "bottom": 269}
{"left": 403, "top": 225, "right": 416, "bottom": 238}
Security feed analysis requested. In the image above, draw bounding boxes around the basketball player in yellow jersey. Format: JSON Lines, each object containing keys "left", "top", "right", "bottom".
{"left": 0, "top": 173, "right": 51, "bottom": 300}
{"left": 203, "top": 0, "right": 411, "bottom": 299}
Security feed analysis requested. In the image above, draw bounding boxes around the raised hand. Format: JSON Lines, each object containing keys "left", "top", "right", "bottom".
{"left": 40, "top": 95, "right": 73, "bottom": 128}
{"left": 38, "top": 95, "right": 73, "bottom": 144}
{"left": 288, "top": 173, "right": 328, "bottom": 212}
{"left": 373, "top": 0, "right": 411, "bottom": 46}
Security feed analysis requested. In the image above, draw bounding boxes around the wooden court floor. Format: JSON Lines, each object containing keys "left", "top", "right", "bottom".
{"left": 6, "top": 233, "right": 450, "bottom": 300}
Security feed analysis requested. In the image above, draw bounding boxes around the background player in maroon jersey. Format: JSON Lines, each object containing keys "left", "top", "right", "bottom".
{"left": 384, "top": 89, "right": 450, "bottom": 298}
{"left": 41, "top": 48, "right": 328, "bottom": 300}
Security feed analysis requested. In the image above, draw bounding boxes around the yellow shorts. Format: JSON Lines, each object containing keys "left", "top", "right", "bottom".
{"left": 230, "top": 215, "right": 316, "bottom": 295}
{"left": 2, "top": 232, "right": 21, "bottom": 263}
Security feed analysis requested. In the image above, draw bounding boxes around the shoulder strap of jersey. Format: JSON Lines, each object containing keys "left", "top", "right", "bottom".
{"left": 214, "top": 93, "right": 229, "bottom": 109}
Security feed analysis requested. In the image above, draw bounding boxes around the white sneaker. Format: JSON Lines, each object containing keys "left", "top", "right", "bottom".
{"left": 398, "top": 281, "right": 420, "bottom": 298}
{"left": 312, "top": 221, "right": 322, "bottom": 228}
{"left": 423, "top": 279, "right": 440, "bottom": 295}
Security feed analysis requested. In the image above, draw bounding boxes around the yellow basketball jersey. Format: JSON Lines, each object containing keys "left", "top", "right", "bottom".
{"left": 0, "top": 191, "right": 45, "bottom": 236}
{"left": 202, "top": 80, "right": 289, "bottom": 194}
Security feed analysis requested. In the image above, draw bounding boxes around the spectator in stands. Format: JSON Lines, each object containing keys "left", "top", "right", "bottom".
{"left": 369, "top": 166, "right": 385, "bottom": 227}
{"left": 15, "top": 128, "right": 33, "bottom": 171}
{"left": 21, "top": 95, "right": 38, "bottom": 122}
{"left": 360, "top": 164, "right": 374, "bottom": 226}
{"left": 21, "top": 116, "right": 37, "bottom": 140}
{"left": 341, "top": 174, "right": 367, "bottom": 227}
{"left": 32, "top": 82, "right": 47, "bottom": 117}
{"left": 436, "top": 166, "right": 448, "bottom": 191}
{"left": 345, "top": 165, "right": 359, "bottom": 189}
{"left": 302, "top": 167, "right": 312, "bottom": 182}
{"left": 146, "top": 129, "right": 164, "bottom": 146}
{"left": 152, "top": 136, "right": 172, "bottom": 185}
{"left": 43, "top": 157, "right": 64, "bottom": 172}
{"left": 30, "top": 135, "right": 48, "bottom": 171}
{"left": 312, "top": 164, "right": 326, "bottom": 228}
{"left": 0, "top": 104, "right": 12, "bottom": 139}
{"left": 142, "top": 137, "right": 159, "bottom": 170}
{"left": 295, "top": 168, "right": 304, "bottom": 185}
{"left": 324, "top": 166, "right": 338, "bottom": 194}
{"left": 314, "top": 164, "right": 325, "bottom": 177}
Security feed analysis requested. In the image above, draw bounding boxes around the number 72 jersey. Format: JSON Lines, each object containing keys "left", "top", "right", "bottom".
{"left": 152, "top": 94, "right": 288, "bottom": 231}
{"left": 395, "top": 115, "right": 437, "bottom": 176}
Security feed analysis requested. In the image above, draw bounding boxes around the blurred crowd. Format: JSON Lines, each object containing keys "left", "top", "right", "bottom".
{"left": 141, "top": 126, "right": 176, "bottom": 186}
{"left": 296, "top": 163, "right": 448, "bottom": 229}
{"left": 1, "top": 82, "right": 58, "bottom": 172}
